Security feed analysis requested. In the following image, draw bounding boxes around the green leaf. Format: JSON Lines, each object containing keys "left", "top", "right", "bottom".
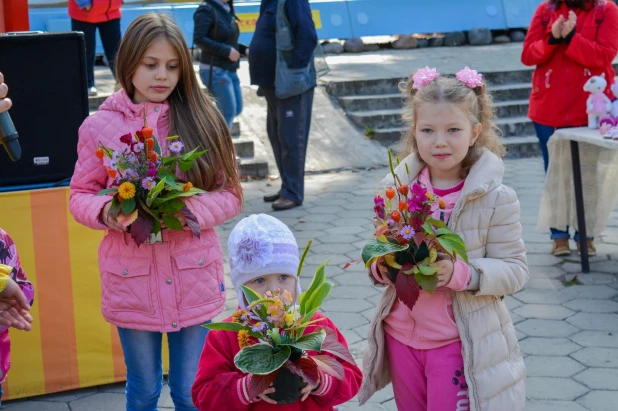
{"left": 153, "top": 136, "right": 163, "bottom": 156}
{"left": 121, "top": 197, "right": 136, "bottom": 215}
{"left": 435, "top": 228, "right": 454, "bottom": 236}
{"left": 428, "top": 218, "right": 447, "bottom": 229}
{"left": 361, "top": 239, "right": 409, "bottom": 267}
{"left": 162, "top": 215, "right": 183, "bottom": 231}
{"left": 178, "top": 159, "right": 194, "bottom": 173}
{"left": 437, "top": 235, "right": 469, "bottom": 263}
{"left": 166, "top": 135, "right": 180, "bottom": 140}
{"left": 182, "top": 148, "right": 208, "bottom": 161}
{"left": 303, "top": 281, "right": 334, "bottom": 316}
{"left": 414, "top": 273, "right": 439, "bottom": 294}
{"left": 98, "top": 188, "right": 118, "bottom": 196}
{"left": 162, "top": 157, "right": 177, "bottom": 166}
{"left": 234, "top": 344, "right": 291, "bottom": 375}
{"left": 152, "top": 188, "right": 206, "bottom": 207}
{"left": 422, "top": 222, "right": 434, "bottom": 235}
{"left": 287, "top": 330, "right": 325, "bottom": 352}
{"left": 417, "top": 265, "right": 438, "bottom": 276}
{"left": 299, "top": 259, "right": 329, "bottom": 315}
{"left": 268, "top": 328, "right": 282, "bottom": 345}
{"left": 239, "top": 285, "right": 263, "bottom": 306}
{"left": 158, "top": 199, "right": 185, "bottom": 215}
{"left": 152, "top": 218, "right": 161, "bottom": 234}
{"left": 204, "top": 322, "right": 262, "bottom": 339}
{"left": 297, "top": 240, "right": 312, "bottom": 278}
{"left": 146, "top": 178, "right": 167, "bottom": 207}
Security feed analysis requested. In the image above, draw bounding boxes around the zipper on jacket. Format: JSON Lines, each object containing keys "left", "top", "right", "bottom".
{"left": 545, "top": 69, "right": 553, "bottom": 89}
{"left": 452, "top": 296, "right": 480, "bottom": 410}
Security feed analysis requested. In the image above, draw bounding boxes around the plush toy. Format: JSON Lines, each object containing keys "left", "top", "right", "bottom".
{"left": 584, "top": 74, "right": 612, "bottom": 129}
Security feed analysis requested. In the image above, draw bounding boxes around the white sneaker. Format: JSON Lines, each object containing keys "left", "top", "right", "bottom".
{"left": 88, "top": 87, "right": 98, "bottom": 96}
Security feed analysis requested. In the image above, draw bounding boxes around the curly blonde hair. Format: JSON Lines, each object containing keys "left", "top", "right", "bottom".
{"left": 399, "top": 74, "right": 505, "bottom": 178}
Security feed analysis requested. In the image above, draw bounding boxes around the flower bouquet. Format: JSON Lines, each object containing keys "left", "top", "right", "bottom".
{"left": 361, "top": 150, "right": 468, "bottom": 310}
{"left": 204, "top": 240, "right": 356, "bottom": 404}
{"left": 96, "top": 108, "right": 208, "bottom": 245}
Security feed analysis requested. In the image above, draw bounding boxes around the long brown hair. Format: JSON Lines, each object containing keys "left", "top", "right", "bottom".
{"left": 549, "top": 0, "right": 595, "bottom": 9}
{"left": 400, "top": 74, "right": 505, "bottom": 178}
{"left": 115, "top": 12, "right": 243, "bottom": 203}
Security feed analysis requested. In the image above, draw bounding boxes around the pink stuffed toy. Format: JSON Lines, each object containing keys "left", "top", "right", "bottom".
{"left": 584, "top": 74, "right": 612, "bottom": 129}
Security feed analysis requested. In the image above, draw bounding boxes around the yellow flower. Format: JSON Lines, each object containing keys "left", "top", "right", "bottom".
{"left": 285, "top": 312, "right": 295, "bottom": 327}
{"left": 267, "top": 299, "right": 283, "bottom": 315}
{"left": 231, "top": 309, "right": 248, "bottom": 323}
{"left": 183, "top": 182, "right": 193, "bottom": 192}
{"left": 118, "top": 182, "right": 136, "bottom": 200}
{"left": 237, "top": 330, "right": 250, "bottom": 349}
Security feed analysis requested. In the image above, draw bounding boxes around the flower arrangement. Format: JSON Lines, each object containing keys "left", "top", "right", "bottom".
{"left": 361, "top": 150, "right": 468, "bottom": 310}
{"left": 96, "top": 108, "right": 207, "bottom": 245}
{"left": 205, "top": 240, "right": 356, "bottom": 404}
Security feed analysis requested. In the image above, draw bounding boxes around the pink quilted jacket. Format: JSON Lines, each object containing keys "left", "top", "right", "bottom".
{"left": 69, "top": 90, "right": 242, "bottom": 332}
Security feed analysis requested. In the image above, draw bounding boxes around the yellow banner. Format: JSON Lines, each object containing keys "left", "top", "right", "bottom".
{"left": 0, "top": 188, "right": 169, "bottom": 400}
{"left": 238, "top": 10, "right": 322, "bottom": 33}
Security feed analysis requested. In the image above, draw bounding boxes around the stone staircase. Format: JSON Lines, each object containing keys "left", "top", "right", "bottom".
{"left": 325, "top": 69, "right": 540, "bottom": 158}
{"left": 88, "top": 94, "right": 269, "bottom": 178}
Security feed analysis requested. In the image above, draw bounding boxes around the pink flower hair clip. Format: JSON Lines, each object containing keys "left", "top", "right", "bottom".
{"left": 412, "top": 66, "right": 440, "bottom": 89}
{"left": 456, "top": 67, "right": 484, "bottom": 89}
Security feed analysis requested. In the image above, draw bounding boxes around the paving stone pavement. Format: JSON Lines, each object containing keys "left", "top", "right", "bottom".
{"left": 4, "top": 157, "right": 618, "bottom": 410}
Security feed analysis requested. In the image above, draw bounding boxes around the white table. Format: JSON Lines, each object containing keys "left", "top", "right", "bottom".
{"left": 537, "top": 127, "right": 618, "bottom": 272}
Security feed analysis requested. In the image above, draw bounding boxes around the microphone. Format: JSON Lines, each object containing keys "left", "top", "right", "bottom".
{"left": 0, "top": 111, "right": 21, "bottom": 161}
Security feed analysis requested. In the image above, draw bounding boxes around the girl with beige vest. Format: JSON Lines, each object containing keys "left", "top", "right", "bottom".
{"left": 359, "top": 67, "right": 529, "bottom": 411}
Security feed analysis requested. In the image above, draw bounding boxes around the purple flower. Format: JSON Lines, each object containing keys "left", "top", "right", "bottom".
{"left": 400, "top": 225, "right": 415, "bottom": 240}
{"left": 374, "top": 205, "right": 385, "bottom": 219}
{"left": 267, "top": 316, "right": 279, "bottom": 323}
{"left": 147, "top": 167, "right": 157, "bottom": 177}
{"left": 142, "top": 177, "right": 156, "bottom": 190}
{"left": 169, "top": 141, "right": 184, "bottom": 153}
{"left": 374, "top": 195, "right": 385, "bottom": 208}
{"left": 134, "top": 142, "right": 145, "bottom": 153}
{"left": 127, "top": 153, "right": 139, "bottom": 166}
{"left": 387, "top": 218, "right": 396, "bottom": 227}
{"left": 123, "top": 169, "right": 139, "bottom": 181}
{"left": 251, "top": 322, "right": 267, "bottom": 333}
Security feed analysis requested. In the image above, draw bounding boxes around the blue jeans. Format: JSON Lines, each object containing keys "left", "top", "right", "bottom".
{"left": 199, "top": 67, "right": 242, "bottom": 131}
{"left": 117, "top": 324, "right": 209, "bottom": 411}
{"left": 532, "top": 122, "right": 555, "bottom": 173}
{"left": 71, "top": 18, "right": 121, "bottom": 88}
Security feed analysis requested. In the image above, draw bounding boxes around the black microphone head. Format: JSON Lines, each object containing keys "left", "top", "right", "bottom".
{"left": 0, "top": 111, "right": 21, "bottom": 161}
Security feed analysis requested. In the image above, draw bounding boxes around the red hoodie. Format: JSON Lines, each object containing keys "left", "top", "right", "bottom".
{"left": 68, "top": 0, "right": 122, "bottom": 24}
{"left": 192, "top": 312, "right": 363, "bottom": 411}
{"left": 521, "top": 0, "right": 618, "bottom": 127}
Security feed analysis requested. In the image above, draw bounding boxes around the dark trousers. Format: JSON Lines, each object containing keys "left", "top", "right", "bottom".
{"left": 262, "top": 87, "right": 314, "bottom": 204}
{"left": 72, "top": 18, "right": 121, "bottom": 88}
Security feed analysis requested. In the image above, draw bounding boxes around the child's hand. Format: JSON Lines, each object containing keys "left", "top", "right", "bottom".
{"left": 552, "top": 15, "right": 565, "bottom": 39}
{"left": 300, "top": 374, "right": 321, "bottom": 402}
{"left": 431, "top": 256, "right": 454, "bottom": 287}
{"left": 376, "top": 257, "right": 393, "bottom": 285}
{"left": 100, "top": 202, "right": 125, "bottom": 232}
{"left": 257, "top": 386, "right": 277, "bottom": 405}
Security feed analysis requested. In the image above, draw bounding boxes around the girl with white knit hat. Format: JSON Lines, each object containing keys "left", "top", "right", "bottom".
{"left": 191, "top": 214, "right": 362, "bottom": 410}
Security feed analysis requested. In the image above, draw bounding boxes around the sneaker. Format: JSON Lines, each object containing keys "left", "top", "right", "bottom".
{"left": 88, "top": 87, "right": 98, "bottom": 96}
{"left": 577, "top": 239, "right": 597, "bottom": 256}
{"left": 552, "top": 238, "right": 570, "bottom": 256}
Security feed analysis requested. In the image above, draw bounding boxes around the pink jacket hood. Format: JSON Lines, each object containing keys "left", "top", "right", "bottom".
{"left": 69, "top": 90, "right": 242, "bottom": 332}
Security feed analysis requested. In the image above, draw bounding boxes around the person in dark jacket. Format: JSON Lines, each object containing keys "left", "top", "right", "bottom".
{"left": 522, "top": 0, "right": 618, "bottom": 257}
{"left": 194, "top": 0, "right": 248, "bottom": 131}
{"left": 249, "top": 0, "right": 318, "bottom": 211}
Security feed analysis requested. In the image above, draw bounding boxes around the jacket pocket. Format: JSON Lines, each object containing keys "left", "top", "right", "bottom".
{"left": 104, "top": 257, "right": 154, "bottom": 315}
{"left": 172, "top": 249, "right": 223, "bottom": 310}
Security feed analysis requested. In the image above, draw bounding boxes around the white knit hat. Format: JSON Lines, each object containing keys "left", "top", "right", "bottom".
{"left": 228, "top": 214, "right": 302, "bottom": 309}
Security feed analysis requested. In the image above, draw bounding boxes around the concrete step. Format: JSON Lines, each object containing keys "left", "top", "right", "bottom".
{"left": 348, "top": 100, "right": 531, "bottom": 130}
{"left": 238, "top": 159, "right": 269, "bottom": 178}
{"left": 233, "top": 138, "right": 254, "bottom": 158}
{"left": 490, "top": 83, "right": 532, "bottom": 102}
{"left": 496, "top": 116, "right": 535, "bottom": 137}
{"left": 326, "top": 69, "right": 535, "bottom": 97}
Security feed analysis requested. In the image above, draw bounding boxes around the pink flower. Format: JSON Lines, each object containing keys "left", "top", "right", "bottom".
{"left": 456, "top": 67, "right": 483, "bottom": 89}
{"left": 412, "top": 67, "right": 440, "bottom": 89}
{"left": 147, "top": 167, "right": 157, "bottom": 177}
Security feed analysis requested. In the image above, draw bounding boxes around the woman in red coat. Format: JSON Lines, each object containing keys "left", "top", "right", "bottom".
{"left": 69, "top": 0, "right": 123, "bottom": 96}
{"left": 522, "top": 0, "right": 618, "bottom": 256}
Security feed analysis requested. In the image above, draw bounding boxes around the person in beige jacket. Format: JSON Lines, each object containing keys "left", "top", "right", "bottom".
{"left": 359, "top": 68, "right": 529, "bottom": 410}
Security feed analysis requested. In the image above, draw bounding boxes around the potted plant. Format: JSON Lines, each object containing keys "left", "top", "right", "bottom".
{"left": 204, "top": 240, "right": 356, "bottom": 404}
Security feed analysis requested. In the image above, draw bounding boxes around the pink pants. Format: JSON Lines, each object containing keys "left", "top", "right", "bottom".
{"left": 385, "top": 333, "right": 469, "bottom": 411}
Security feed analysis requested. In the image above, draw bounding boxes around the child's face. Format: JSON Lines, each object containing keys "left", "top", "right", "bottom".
{"left": 244, "top": 273, "right": 297, "bottom": 300}
{"left": 132, "top": 38, "right": 180, "bottom": 104}
{"left": 414, "top": 101, "right": 481, "bottom": 180}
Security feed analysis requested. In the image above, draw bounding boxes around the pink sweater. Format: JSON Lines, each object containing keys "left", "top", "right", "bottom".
{"left": 372, "top": 168, "right": 471, "bottom": 350}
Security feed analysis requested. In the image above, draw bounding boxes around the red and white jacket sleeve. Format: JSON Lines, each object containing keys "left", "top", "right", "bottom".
{"left": 192, "top": 330, "right": 257, "bottom": 410}
{"left": 69, "top": 118, "right": 113, "bottom": 230}
{"left": 309, "top": 317, "right": 363, "bottom": 407}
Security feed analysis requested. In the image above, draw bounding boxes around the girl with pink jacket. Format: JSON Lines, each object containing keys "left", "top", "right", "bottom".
{"left": 69, "top": 13, "right": 243, "bottom": 410}
{"left": 359, "top": 68, "right": 529, "bottom": 410}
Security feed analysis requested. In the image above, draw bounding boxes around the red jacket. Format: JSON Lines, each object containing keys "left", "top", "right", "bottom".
{"left": 192, "top": 313, "right": 363, "bottom": 411}
{"left": 68, "top": 0, "right": 122, "bottom": 24}
{"left": 521, "top": 0, "right": 618, "bottom": 127}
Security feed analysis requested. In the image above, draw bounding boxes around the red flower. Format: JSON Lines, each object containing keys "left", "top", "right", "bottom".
{"left": 135, "top": 130, "right": 145, "bottom": 142}
{"left": 120, "top": 133, "right": 133, "bottom": 145}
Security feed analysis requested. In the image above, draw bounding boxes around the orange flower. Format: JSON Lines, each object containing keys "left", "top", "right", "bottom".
{"left": 438, "top": 199, "right": 446, "bottom": 209}
{"left": 118, "top": 182, "right": 136, "bottom": 200}
{"left": 183, "top": 182, "right": 193, "bottom": 192}
{"left": 146, "top": 138, "right": 155, "bottom": 150}
{"left": 237, "top": 330, "right": 250, "bottom": 349}
{"left": 149, "top": 151, "right": 157, "bottom": 162}
{"left": 96, "top": 148, "right": 105, "bottom": 159}
{"left": 107, "top": 169, "right": 117, "bottom": 179}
